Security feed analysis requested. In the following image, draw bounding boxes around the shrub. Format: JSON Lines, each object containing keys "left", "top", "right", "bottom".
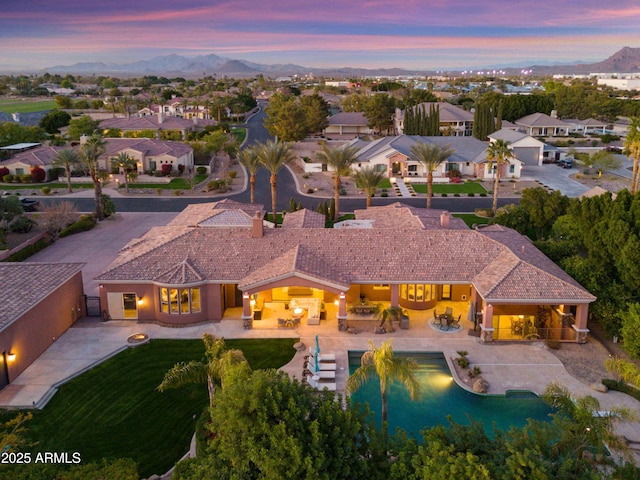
{"left": 101, "top": 194, "right": 115, "bottom": 218}
{"left": 480, "top": 192, "right": 487, "bottom": 197}
{"left": 307, "top": 188, "right": 314, "bottom": 194}
{"left": 456, "top": 356, "right": 470, "bottom": 369}
{"left": 156, "top": 188, "right": 162, "bottom": 195}
{"left": 178, "top": 164, "right": 185, "bottom": 173}
{"left": 454, "top": 193, "right": 460, "bottom": 197}
{"left": 602, "top": 379, "right": 640, "bottom": 403}
{"left": 9, "top": 215, "right": 35, "bottom": 233}
{"left": 30, "top": 167, "right": 46, "bottom": 183}
{"left": 41, "top": 187, "right": 51, "bottom": 195}
{"left": 381, "top": 192, "right": 388, "bottom": 197}
{"left": 302, "top": 174, "right": 310, "bottom": 179}
{"left": 441, "top": 193, "right": 448, "bottom": 197}
{"left": 60, "top": 215, "right": 96, "bottom": 237}
{"left": 174, "top": 190, "right": 183, "bottom": 196}
{"left": 196, "top": 166, "right": 207, "bottom": 174}
{"left": 161, "top": 164, "right": 172, "bottom": 176}
{"left": 20, "top": 174, "right": 33, "bottom": 183}
{"left": 468, "top": 193, "right": 475, "bottom": 197}
{"left": 5, "top": 237, "right": 51, "bottom": 261}
{"left": 3, "top": 174, "right": 14, "bottom": 183}
{"left": 228, "top": 171, "right": 237, "bottom": 179}
{"left": 468, "top": 366, "right": 482, "bottom": 378}
{"left": 154, "top": 170, "right": 164, "bottom": 177}
{"left": 169, "top": 171, "right": 181, "bottom": 178}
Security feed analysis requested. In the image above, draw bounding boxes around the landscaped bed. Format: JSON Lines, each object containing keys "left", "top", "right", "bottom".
{"left": 17, "top": 338, "right": 297, "bottom": 478}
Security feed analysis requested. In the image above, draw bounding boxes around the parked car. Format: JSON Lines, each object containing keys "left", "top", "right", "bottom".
{"left": 557, "top": 158, "right": 573, "bottom": 169}
{"left": 20, "top": 198, "right": 40, "bottom": 212}
{"left": 606, "top": 146, "right": 623, "bottom": 154}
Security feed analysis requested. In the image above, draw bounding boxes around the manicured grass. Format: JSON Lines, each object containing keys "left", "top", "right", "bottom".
{"left": 231, "top": 127, "right": 246, "bottom": 144}
{"left": 23, "top": 338, "right": 297, "bottom": 478}
{"left": 355, "top": 178, "right": 392, "bottom": 189}
{"left": 0, "top": 182, "right": 95, "bottom": 190}
{"left": 0, "top": 99, "right": 57, "bottom": 113}
{"left": 411, "top": 182, "right": 487, "bottom": 194}
{"left": 125, "top": 177, "right": 194, "bottom": 189}
{"left": 452, "top": 213, "right": 491, "bottom": 228}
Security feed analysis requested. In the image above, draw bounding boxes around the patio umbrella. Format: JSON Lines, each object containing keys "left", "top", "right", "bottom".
{"left": 314, "top": 334, "right": 320, "bottom": 372}
{"left": 467, "top": 301, "right": 475, "bottom": 323}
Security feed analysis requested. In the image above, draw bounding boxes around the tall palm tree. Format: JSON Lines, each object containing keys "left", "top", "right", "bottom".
{"left": 80, "top": 134, "right": 106, "bottom": 220}
{"left": 315, "top": 144, "right": 360, "bottom": 222}
{"left": 353, "top": 165, "right": 386, "bottom": 207}
{"left": 158, "top": 334, "right": 247, "bottom": 410}
{"left": 347, "top": 340, "right": 420, "bottom": 441}
{"left": 410, "top": 141, "right": 455, "bottom": 209}
{"left": 53, "top": 148, "right": 80, "bottom": 193}
{"left": 111, "top": 152, "right": 138, "bottom": 193}
{"left": 486, "top": 139, "right": 514, "bottom": 215}
{"left": 256, "top": 139, "right": 295, "bottom": 223}
{"left": 238, "top": 146, "right": 261, "bottom": 203}
{"left": 624, "top": 116, "right": 640, "bottom": 194}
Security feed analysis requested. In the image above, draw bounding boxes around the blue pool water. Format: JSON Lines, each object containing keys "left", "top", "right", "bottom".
{"left": 348, "top": 351, "right": 553, "bottom": 436}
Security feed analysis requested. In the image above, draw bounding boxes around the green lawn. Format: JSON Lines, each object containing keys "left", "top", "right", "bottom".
{"left": 125, "top": 177, "right": 194, "bottom": 189}
{"left": 452, "top": 213, "right": 491, "bottom": 228}
{"left": 355, "top": 178, "right": 392, "bottom": 189}
{"left": 411, "top": 182, "right": 487, "bottom": 194}
{"left": 23, "top": 338, "right": 297, "bottom": 478}
{"left": 231, "top": 127, "right": 247, "bottom": 144}
{"left": 0, "top": 182, "right": 95, "bottom": 190}
{"left": 0, "top": 99, "right": 57, "bottom": 113}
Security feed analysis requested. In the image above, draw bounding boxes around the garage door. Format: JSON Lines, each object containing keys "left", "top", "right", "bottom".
{"left": 514, "top": 147, "right": 540, "bottom": 166}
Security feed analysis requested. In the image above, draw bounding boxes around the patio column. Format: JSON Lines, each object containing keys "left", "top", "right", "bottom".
{"left": 337, "top": 292, "right": 347, "bottom": 331}
{"left": 241, "top": 292, "right": 252, "bottom": 330}
{"left": 480, "top": 304, "right": 494, "bottom": 343}
{"left": 390, "top": 284, "right": 399, "bottom": 307}
{"left": 572, "top": 304, "right": 590, "bottom": 344}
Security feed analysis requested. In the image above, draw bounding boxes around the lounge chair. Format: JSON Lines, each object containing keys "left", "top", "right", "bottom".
{"left": 314, "top": 371, "right": 336, "bottom": 380}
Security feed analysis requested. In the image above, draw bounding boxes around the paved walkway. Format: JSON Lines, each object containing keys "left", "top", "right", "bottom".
{"left": 394, "top": 178, "right": 412, "bottom": 197}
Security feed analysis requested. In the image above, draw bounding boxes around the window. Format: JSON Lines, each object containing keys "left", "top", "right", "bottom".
{"left": 509, "top": 164, "right": 515, "bottom": 173}
{"left": 401, "top": 284, "right": 435, "bottom": 302}
{"left": 373, "top": 284, "right": 390, "bottom": 290}
{"left": 123, "top": 293, "right": 138, "bottom": 318}
{"left": 408, "top": 165, "right": 417, "bottom": 173}
{"left": 375, "top": 164, "right": 386, "bottom": 173}
{"left": 442, "top": 284, "right": 452, "bottom": 300}
{"left": 160, "top": 287, "right": 201, "bottom": 315}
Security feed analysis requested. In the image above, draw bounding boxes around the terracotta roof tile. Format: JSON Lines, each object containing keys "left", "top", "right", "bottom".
{"left": 282, "top": 209, "right": 327, "bottom": 228}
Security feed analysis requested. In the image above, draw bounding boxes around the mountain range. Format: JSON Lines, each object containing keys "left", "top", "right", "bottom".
{"left": 41, "top": 47, "right": 640, "bottom": 78}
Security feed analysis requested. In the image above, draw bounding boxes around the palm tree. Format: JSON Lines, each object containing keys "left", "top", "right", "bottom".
{"left": 238, "top": 146, "right": 261, "bottom": 203}
{"left": 486, "top": 139, "right": 514, "bottom": 215}
{"left": 409, "top": 142, "right": 455, "bottom": 209}
{"left": 542, "top": 382, "right": 636, "bottom": 461}
{"left": 79, "top": 134, "right": 106, "bottom": 220}
{"left": 256, "top": 139, "right": 295, "bottom": 223}
{"left": 53, "top": 148, "right": 80, "bottom": 193}
{"left": 624, "top": 116, "right": 640, "bottom": 194}
{"left": 111, "top": 152, "right": 138, "bottom": 193}
{"left": 158, "top": 334, "right": 247, "bottom": 410}
{"left": 347, "top": 340, "right": 420, "bottom": 441}
{"left": 315, "top": 144, "right": 360, "bottom": 222}
{"left": 353, "top": 165, "right": 386, "bottom": 207}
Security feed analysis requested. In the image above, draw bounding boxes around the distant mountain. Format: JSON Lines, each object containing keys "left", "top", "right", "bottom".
{"left": 520, "top": 47, "right": 640, "bottom": 75}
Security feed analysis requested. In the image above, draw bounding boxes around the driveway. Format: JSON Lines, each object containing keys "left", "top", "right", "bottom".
{"left": 27, "top": 212, "right": 177, "bottom": 295}
{"left": 521, "top": 164, "right": 591, "bottom": 197}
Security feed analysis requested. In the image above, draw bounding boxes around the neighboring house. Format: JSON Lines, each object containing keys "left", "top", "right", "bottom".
{"left": 100, "top": 138, "right": 194, "bottom": 174}
{"left": 488, "top": 129, "right": 545, "bottom": 166}
{"left": 0, "top": 263, "right": 85, "bottom": 392}
{"left": 564, "top": 118, "right": 608, "bottom": 135}
{"left": 515, "top": 113, "right": 570, "bottom": 137}
{"left": 0, "top": 145, "right": 62, "bottom": 180}
{"left": 96, "top": 200, "right": 595, "bottom": 344}
{"left": 395, "top": 103, "right": 474, "bottom": 136}
{"left": 347, "top": 135, "right": 522, "bottom": 180}
{"left": 323, "top": 112, "right": 374, "bottom": 138}
{"left": 100, "top": 112, "right": 214, "bottom": 139}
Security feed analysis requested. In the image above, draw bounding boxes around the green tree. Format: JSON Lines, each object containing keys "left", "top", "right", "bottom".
{"left": 176, "top": 368, "right": 382, "bottom": 480}
{"left": 624, "top": 116, "right": 640, "bottom": 193}
{"left": 409, "top": 142, "right": 455, "bottom": 209}
{"left": 158, "top": 334, "right": 246, "bottom": 410}
{"left": 264, "top": 94, "right": 308, "bottom": 141}
{"left": 300, "top": 93, "right": 330, "bottom": 134}
{"left": 0, "top": 195, "right": 24, "bottom": 230}
{"left": 111, "top": 152, "right": 138, "bottom": 193}
{"left": 347, "top": 340, "right": 420, "bottom": 441}
{"left": 486, "top": 139, "right": 514, "bottom": 215}
{"left": 583, "top": 150, "right": 623, "bottom": 177}
{"left": 363, "top": 94, "right": 396, "bottom": 135}
{"left": 620, "top": 303, "right": 640, "bottom": 359}
{"left": 53, "top": 148, "right": 81, "bottom": 193}
{"left": 605, "top": 356, "right": 640, "bottom": 388}
{"left": 0, "top": 123, "right": 46, "bottom": 147}
{"left": 237, "top": 146, "right": 261, "bottom": 203}
{"left": 39, "top": 109, "right": 71, "bottom": 134}
{"left": 341, "top": 93, "right": 368, "bottom": 112}
{"left": 353, "top": 165, "right": 386, "bottom": 207}
{"left": 54, "top": 95, "right": 73, "bottom": 109}
{"left": 79, "top": 134, "right": 106, "bottom": 220}
{"left": 67, "top": 115, "right": 101, "bottom": 140}
{"left": 256, "top": 139, "right": 296, "bottom": 222}
{"left": 315, "top": 144, "right": 359, "bottom": 222}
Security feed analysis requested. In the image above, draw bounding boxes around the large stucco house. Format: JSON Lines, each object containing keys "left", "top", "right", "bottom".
{"left": 347, "top": 135, "right": 523, "bottom": 180}
{"left": 99, "top": 138, "right": 194, "bottom": 174}
{"left": 394, "top": 103, "right": 474, "bottom": 137}
{"left": 515, "top": 113, "right": 571, "bottom": 137}
{"left": 96, "top": 200, "right": 595, "bottom": 344}
{"left": 0, "top": 145, "right": 61, "bottom": 180}
{"left": 488, "top": 129, "right": 546, "bottom": 166}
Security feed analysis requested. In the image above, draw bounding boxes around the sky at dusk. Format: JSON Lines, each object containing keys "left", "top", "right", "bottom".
{"left": 1, "top": 0, "right": 639, "bottom": 71}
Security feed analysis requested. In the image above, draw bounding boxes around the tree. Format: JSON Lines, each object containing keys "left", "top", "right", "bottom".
{"left": 67, "top": 115, "right": 100, "bottom": 140}
{"left": 79, "top": 134, "right": 106, "bottom": 220}
{"left": 111, "top": 152, "right": 138, "bottom": 193}
{"left": 158, "top": 333, "right": 246, "bottom": 410}
{"left": 472, "top": 103, "right": 496, "bottom": 140}
{"left": 54, "top": 95, "right": 73, "bottom": 109}
{"left": 341, "top": 93, "right": 369, "bottom": 112}
{"left": 237, "top": 146, "right": 261, "bottom": 204}
{"left": 39, "top": 201, "right": 78, "bottom": 241}
{"left": 583, "top": 150, "right": 623, "bottom": 177}
{"left": 363, "top": 94, "right": 396, "bottom": 135}
{"left": 300, "top": 93, "right": 330, "bottom": 134}
{"left": 0, "top": 196, "right": 24, "bottom": 230}
{"left": 256, "top": 139, "right": 296, "bottom": 222}
{"left": 53, "top": 148, "right": 80, "bottom": 193}
{"left": 409, "top": 142, "right": 455, "bottom": 209}
{"left": 621, "top": 303, "right": 640, "bottom": 359}
{"left": 175, "top": 368, "right": 382, "bottom": 480}
{"left": 264, "top": 94, "right": 307, "bottom": 141}
{"left": 624, "top": 116, "right": 640, "bottom": 194}
{"left": 605, "top": 356, "right": 640, "bottom": 388}
{"left": 315, "top": 144, "right": 359, "bottom": 222}
{"left": 486, "top": 139, "right": 514, "bottom": 215}
{"left": 39, "top": 109, "right": 71, "bottom": 134}
{"left": 353, "top": 165, "right": 386, "bottom": 207}
{"left": 347, "top": 340, "right": 420, "bottom": 441}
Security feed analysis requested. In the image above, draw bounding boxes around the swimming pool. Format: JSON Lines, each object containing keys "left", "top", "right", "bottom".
{"left": 348, "top": 351, "right": 553, "bottom": 436}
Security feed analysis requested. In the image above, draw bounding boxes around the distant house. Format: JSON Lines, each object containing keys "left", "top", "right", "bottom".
{"left": 100, "top": 112, "right": 214, "bottom": 140}
{"left": 99, "top": 138, "right": 194, "bottom": 174}
{"left": 0, "top": 145, "right": 61, "bottom": 180}
{"left": 488, "top": 129, "right": 545, "bottom": 166}
{"left": 514, "top": 113, "right": 570, "bottom": 137}
{"left": 0, "top": 263, "right": 85, "bottom": 392}
{"left": 347, "top": 134, "right": 523, "bottom": 180}
{"left": 323, "top": 112, "right": 373, "bottom": 138}
{"left": 394, "top": 102, "right": 474, "bottom": 137}
{"left": 564, "top": 118, "right": 608, "bottom": 135}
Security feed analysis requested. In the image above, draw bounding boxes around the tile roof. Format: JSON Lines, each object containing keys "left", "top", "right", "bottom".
{"left": 282, "top": 209, "right": 326, "bottom": 228}
{"left": 0, "top": 145, "right": 63, "bottom": 168}
{"left": 327, "top": 112, "right": 368, "bottom": 126}
{"left": 0, "top": 263, "right": 84, "bottom": 331}
{"left": 100, "top": 116, "right": 215, "bottom": 131}
{"left": 167, "top": 199, "right": 265, "bottom": 227}
{"left": 101, "top": 138, "right": 192, "bottom": 160}
{"left": 398, "top": 102, "right": 474, "bottom": 123}
{"left": 515, "top": 113, "right": 570, "bottom": 128}
{"left": 96, "top": 202, "right": 594, "bottom": 303}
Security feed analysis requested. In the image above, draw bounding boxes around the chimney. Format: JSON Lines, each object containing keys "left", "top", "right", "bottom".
{"left": 440, "top": 211, "right": 450, "bottom": 229}
{"left": 158, "top": 111, "right": 164, "bottom": 124}
{"left": 252, "top": 211, "right": 264, "bottom": 238}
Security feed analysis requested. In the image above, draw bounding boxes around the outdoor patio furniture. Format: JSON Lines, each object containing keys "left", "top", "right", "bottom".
{"left": 450, "top": 314, "right": 461, "bottom": 328}
{"left": 444, "top": 307, "right": 453, "bottom": 317}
